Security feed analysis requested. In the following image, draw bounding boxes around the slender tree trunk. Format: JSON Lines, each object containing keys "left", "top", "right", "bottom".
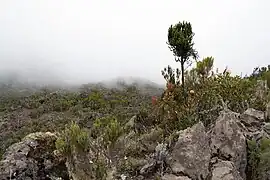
{"left": 181, "top": 58, "right": 188, "bottom": 101}
{"left": 181, "top": 58, "right": 185, "bottom": 90}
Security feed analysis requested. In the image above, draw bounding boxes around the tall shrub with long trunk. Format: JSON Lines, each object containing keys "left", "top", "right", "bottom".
{"left": 167, "top": 21, "right": 198, "bottom": 95}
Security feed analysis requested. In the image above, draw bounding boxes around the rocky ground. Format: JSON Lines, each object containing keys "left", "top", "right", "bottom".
{"left": 0, "top": 80, "right": 163, "bottom": 157}
{"left": 0, "top": 74, "right": 270, "bottom": 180}
{"left": 0, "top": 79, "right": 163, "bottom": 179}
{"left": 0, "top": 107, "right": 270, "bottom": 180}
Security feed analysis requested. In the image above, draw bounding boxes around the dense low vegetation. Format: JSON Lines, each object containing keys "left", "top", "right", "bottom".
{"left": 0, "top": 83, "right": 160, "bottom": 158}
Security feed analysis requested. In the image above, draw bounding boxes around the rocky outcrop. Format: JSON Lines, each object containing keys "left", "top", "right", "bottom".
{"left": 146, "top": 108, "right": 270, "bottom": 180}
{"left": 159, "top": 110, "right": 248, "bottom": 180}
{"left": 240, "top": 108, "right": 265, "bottom": 133}
{"left": 210, "top": 160, "right": 243, "bottom": 180}
{"left": 166, "top": 122, "right": 211, "bottom": 179}
{"left": 0, "top": 132, "right": 68, "bottom": 180}
{"left": 1, "top": 108, "right": 270, "bottom": 180}
{"left": 209, "top": 110, "right": 247, "bottom": 179}
{"left": 162, "top": 174, "right": 191, "bottom": 180}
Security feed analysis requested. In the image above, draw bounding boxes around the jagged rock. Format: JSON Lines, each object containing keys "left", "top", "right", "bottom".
{"left": 264, "top": 123, "right": 270, "bottom": 135}
{"left": 119, "top": 127, "right": 163, "bottom": 161}
{"left": 139, "top": 159, "right": 156, "bottom": 175}
{"left": 240, "top": 108, "right": 267, "bottom": 142}
{"left": 161, "top": 174, "right": 191, "bottom": 180}
{"left": 3, "top": 107, "right": 270, "bottom": 179}
{"left": 139, "top": 143, "right": 168, "bottom": 176}
{"left": 210, "top": 110, "right": 246, "bottom": 179}
{"left": 116, "top": 130, "right": 148, "bottom": 162}
{"left": 124, "top": 115, "right": 136, "bottom": 130}
{"left": 249, "top": 129, "right": 270, "bottom": 143}
{"left": 0, "top": 132, "right": 68, "bottom": 180}
{"left": 243, "top": 108, "right": 265, "bottom": 122}
{"left": 166, "top": 121, "right": 211, "bottom": 180}
{"left": 155, "top": 143, "right": 168, "bottom": 163}
{"left": 211, "top": 160, "right": 243, "bottom": 180}
{"left": 139, "top": 128, "right": 164, "bottom": 153}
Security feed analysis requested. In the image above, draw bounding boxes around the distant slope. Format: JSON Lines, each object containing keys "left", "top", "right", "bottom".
{"left": 0, "top": 72, "right": 165, "bottom": 97}
{"left": 89, "top": 76, "right": 164, "bottom": 95}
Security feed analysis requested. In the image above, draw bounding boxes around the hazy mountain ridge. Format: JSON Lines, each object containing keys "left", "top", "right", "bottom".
{"left": 0, "top": 73, "right": 165, "bottom": 96}
{"left": 81, "top": 76, "right": 164, "bottom": 96}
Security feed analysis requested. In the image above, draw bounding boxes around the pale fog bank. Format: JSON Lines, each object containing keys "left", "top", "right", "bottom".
{"left": 1, "top": 0, "right": 270, "bottom": 88}
{"left": 0, "top": 64, "right": 165, "bottom": 92}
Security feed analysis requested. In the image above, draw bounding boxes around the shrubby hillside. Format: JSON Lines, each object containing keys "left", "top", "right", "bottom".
{"left": 0, "top": 77, "right": 162, "bottom": 157}
{"left": 0, "top": 20, "right": 270, "bottom": 180}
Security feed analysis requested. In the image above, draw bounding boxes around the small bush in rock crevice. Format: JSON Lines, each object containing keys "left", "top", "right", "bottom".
{"left": 247, "top": 138, "right": 270, "bottom": 180}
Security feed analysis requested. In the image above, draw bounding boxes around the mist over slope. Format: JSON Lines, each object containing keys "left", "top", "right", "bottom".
{"left": 96, "top": 76, "right": 164, "bottom": 93}
{"left": 0, "top": 71, "right": 165, "bottom": 96}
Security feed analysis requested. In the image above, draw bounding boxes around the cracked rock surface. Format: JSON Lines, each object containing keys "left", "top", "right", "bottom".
{"left": 0, "top": 132, "right": 68, "bottom": 180}
{"left": 1, "top": 108, "right": 270, "bottom": 180}
{"left": 166, "top": 121, "right": 211, "bottom": 180}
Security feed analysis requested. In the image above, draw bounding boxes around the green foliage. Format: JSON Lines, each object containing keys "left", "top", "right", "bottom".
{"left": 91, "top": 116, "right": 123, "bottom": 147}
{"left": 82, "top": 90, "right": 106, "bottom": 110}
{"left": 104, "top": 118, "right": 123, "bottom": 146}
{"left": 167, "top": 21, "right": 198, "bottom": 89}
{"left": 247, "top": 139, "right": 260, "bottom": 180}
{"left": 249, "top": 65, "right": 270, "bottom": 88}
{"left": 160, "top": 21, "right": 269, "bottom": 133}
{"left": 92, "top": 156, "right": 108, "bottom": 180}
{"left": 247, "top": 138, "right": 270, "bottom": 180}
{"left": 69, "top": 104, "right": 84, "bottom": 117}
{"left": 167, "top": 21, "right": 198, "bottom": 60}
{"left": 0, "top": 83, "right": 153, "bottom": 158}
{"left": 55, "top": 121, "right": 90, "bottom": 156}
{"left": 52, "top": 99, "right": 72, "bottom": 112}
{"left": 161, "top": 65, "right": 180, "bottom": 85}
{"left": 158, "top": 57, "right": 269, "bottom": 132}
{"left": 200, "top": 72, "right": 255, "bottom": 113}
{"left": 195, "top": 56, "right": 214, "bottom": 78}
{"left": 136, "top": 107, "right": 153, "bottom": 129}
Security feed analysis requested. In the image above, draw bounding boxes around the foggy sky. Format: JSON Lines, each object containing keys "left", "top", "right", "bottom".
{"left": 0, "top": 0, "right": 270, "bottom": 85}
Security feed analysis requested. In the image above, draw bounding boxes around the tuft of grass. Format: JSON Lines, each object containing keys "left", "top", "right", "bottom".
{"left": 55, "top": 121, "right": 90, "bottom": 156}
